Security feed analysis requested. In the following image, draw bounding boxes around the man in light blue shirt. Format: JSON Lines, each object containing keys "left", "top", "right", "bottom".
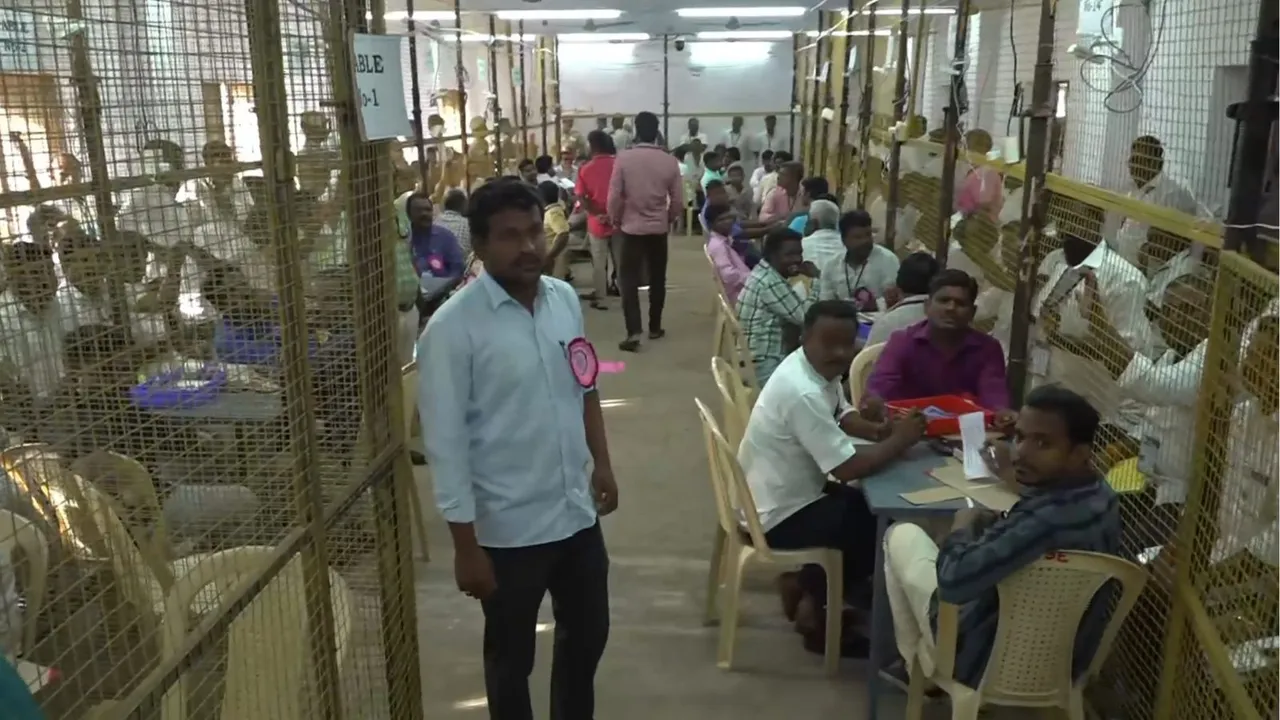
{"left": 417, "top": 178, "right": 618, "bottom": 720}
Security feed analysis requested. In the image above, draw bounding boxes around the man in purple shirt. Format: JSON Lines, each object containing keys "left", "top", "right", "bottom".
{"left": 405, "top": 191, "right": 465, "bottom": 314}
{"left": 607, "top": 110, "right": 684, "bottom": 352}
{"left": 864, "top": 269, "right": 1017, "bottom": 427}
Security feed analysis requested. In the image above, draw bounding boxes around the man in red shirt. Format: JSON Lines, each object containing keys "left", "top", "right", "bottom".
{"left": 575, "top": 130, "right": 619, "bottom": 310}
{"left": 607, "top": 111, "right": 684, "bottom": 352}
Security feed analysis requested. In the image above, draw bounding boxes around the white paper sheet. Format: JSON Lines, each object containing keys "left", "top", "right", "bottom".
{"left": 959, "top": 411, "right": 992, "bottom": 480}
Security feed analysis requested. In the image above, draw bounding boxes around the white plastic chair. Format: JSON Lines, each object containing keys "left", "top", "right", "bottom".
{"left": 400, "top": 363, "right": 432, "bottom": 561}
{"left": 704, "top": 358, "right": 753, "bottom": 627}
{"left": 158, "top": 545, "right": 354, "bottom": 720}
{"left": 906, "top": 550, "right": 1147, "bottom": 719}
{"left": 0, "top": 509, "right": 48, "bottom": 654}
{"left": 705, "top": 246, "right": 731, "bottom": 359}
{"left": 717, "top": 294, "right": 760, "bottom": 398}
{"left": 695, "top": 398, "right": 843, "bottom": 675}
{"left": 848, "top": 341, "right": 886, "bottom": 407}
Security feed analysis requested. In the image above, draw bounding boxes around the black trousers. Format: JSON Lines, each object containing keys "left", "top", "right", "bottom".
{"left": 481, "top": 522, "right": 610, "bottom": 720}
{"left": 764, "top": 483, "right": 878, "bottom": 605}
{"left": 617, "top": 232, "right": 669, "bottom": 337}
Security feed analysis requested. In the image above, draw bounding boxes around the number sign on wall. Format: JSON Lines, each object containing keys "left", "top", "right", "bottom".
{"left": 0, "top": 10, "right": 38, "bottom": 73}
{"left": 351, "top": 33, "right": 411, "bottom": 141}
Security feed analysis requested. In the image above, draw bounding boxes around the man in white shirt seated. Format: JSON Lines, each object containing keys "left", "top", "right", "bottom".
{"left": 1109, "top": 135, "right": 1205, "bottom": 268}
{"left": 814, "top": 210, "right": 901, "bottom": 312}
{"left": 1061, "top": 267, "right": 1213, "bottom": 552}
{"left": 1027, "top": 230, "right": 1154, "bottom": 449}
{"left": 750, "top": 150, "right": 775, "bottom": 201}
{"left": 0, "top": 242, "right": 66, "bottom": 402}
{"left": 739, "top": 300, "right": 926, "bottom": 654}
{"left": 800, "top": 199, "right": 845, "bottom": 268}
{"left": 866, "top": 252, "right": 940, "bottom": 346}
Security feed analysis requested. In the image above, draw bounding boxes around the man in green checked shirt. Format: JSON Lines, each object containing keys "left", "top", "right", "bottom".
{"left": 736, "top": 227, "right": 820, "bottom": 386}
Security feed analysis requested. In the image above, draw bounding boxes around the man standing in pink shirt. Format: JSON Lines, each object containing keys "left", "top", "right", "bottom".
{"left": 607, "top": 111, "right": 685, "bottom": 352}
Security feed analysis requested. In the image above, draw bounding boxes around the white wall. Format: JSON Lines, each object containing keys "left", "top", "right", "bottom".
{"left": 556, "top": 39, "right": 793, "bottom": 150}
{"left": 915, "top": 0, "right": 1254, "bottom": 217}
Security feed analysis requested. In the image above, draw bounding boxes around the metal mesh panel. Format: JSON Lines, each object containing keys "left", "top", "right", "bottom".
{"left": 856, "top": 1, "right": 1277, "bottom": 717}
{"left": 0, "top": 0, "right": 422, "bottom": 717}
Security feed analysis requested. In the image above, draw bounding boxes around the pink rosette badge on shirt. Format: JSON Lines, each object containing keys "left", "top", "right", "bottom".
{"left": 427, "top": 255, "right": 444, "bottom": 273}
{"left": 852, "top": 286, "right": 875, "bottom": 311}
{"left": 566, "top": 337, "right": 599, "bottom": 388}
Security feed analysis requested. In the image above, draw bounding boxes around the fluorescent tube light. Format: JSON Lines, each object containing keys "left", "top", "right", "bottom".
{"left": 676, "top": 6, "right": 805, "bottom": 18}
{"left": 844, "top": 7, "right": 957, "bottom": 15}
{"left": 495, "top": 9, "right": 623, "bottom": 21}
{"left": 558, "top": 33, "right": 651, "bottom": 42}
{"left": 441, "top": 34, "right": 537, "bottom": 43}
{"left": 696, "top": 30, "right": 792, "bottom": 40}
{"left": 383, "top": 11, "right": 458, "bottom": 21}
{"left": 807, "top": 29, "right": 893, "bottom": 37}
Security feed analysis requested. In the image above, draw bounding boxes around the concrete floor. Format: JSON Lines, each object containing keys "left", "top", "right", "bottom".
{"left": 410, "top": 239, "right": 944, "bottom": 719}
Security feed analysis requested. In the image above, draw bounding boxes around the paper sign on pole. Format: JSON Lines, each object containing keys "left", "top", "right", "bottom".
{"left": 351, "top": 33, "right": 411, "bottom": 141}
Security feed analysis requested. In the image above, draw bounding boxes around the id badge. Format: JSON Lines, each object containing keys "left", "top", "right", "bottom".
{"left": 1029, "top": 344, "right": 1051, "bottom": 376}
{"left": 1137, "top": 435, "right": 1160, "bottom": 478}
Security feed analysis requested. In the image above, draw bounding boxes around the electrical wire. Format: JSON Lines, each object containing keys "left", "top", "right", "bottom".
{"left": 1006, "top": 0, "right": 1017, "bottom": 135}
{"left": 1074, "top": 0, "right": 1168, "bottom": 115}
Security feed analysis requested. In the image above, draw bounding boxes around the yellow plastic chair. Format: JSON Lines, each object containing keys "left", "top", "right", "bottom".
{"left": 705, "top": 246, "right": 731, "bottom": 359}
{"left": 71, "top": 450, "right": 171, "bottom": 560}
{"left": 158, "top": 546, "right": 354, "bottom": 720}
{"left": 717, "top": 294, "right": 760, "bottom": 397}
{"left": 905, "top": 550, "right": 1147, "bottom": 719}
{"left": 1104, "top": 457, "right": 1148, "bottom": 495}
{"left": 848, "top": 341, "right": 887, "bottom": 407}
{"left": 0, "top": 509, "right": 48, "bottom": 655}
{"left": 400, "top": 363, "right": 433, "bottom": 561}
{"left": 705, "top": 359, "right": 753, "bottom": 627}
{"left": 695, "top": 399, "right": 844, "bottom": 675}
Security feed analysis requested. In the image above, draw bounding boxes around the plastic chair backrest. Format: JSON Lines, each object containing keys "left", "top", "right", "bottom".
{"left": 401, "top": 363, "right": 418, "bottom": 441}
{"left": 848, "top": 341, "right": 886, "bottom": 406}
{"left": 694, "top": 398, "right": 772, "bottom": 557}
{"left": 710, "top": 357, "right": 751, "bottom": 449}
{"left": 704, "top": 245, "right": 730, "bottom": 303}
{"left": 953, "top": 550, "right": 1147, "bottom": 701}
{"left": 717, "top": 294, "right": 759, "bottom": 392}
{"left": 159, "top": 546, "right": 354, "bottom": 720}
{"left": 74, "top": 478, "right": 175, "bottom": 616}
{"left": 0, "top": 509, "right": 48, "bottom": 654}
{"left": 71, "top": 451, "right": 169, "bottom": 560}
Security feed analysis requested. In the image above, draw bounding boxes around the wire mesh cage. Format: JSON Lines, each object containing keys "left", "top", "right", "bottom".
{"left": 796, "top": 0, "right": 1279, "bottom": 717}
{"left": 0, "top": 0, "right": 424, "bottom": 717}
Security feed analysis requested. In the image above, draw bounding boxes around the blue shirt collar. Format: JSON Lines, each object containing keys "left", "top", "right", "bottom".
{"left": 479, "top": 271, "right": 549, "bottom": 311}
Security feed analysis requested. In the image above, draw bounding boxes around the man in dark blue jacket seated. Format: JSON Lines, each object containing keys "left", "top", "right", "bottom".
{"left": 879, "top": 385, "right": 1123, "bottom": 690}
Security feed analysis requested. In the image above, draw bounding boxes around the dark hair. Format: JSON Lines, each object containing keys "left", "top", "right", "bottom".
{"left": 801, "top": 176, "right": 829, "bottom": 198}
{"left": 777, "top": 160, "right": 804, "bottom": 179}
{"left": 773, "top": 151, "right": 793, "bottom": 163}
{"left": 115, "top": 230, "right": 152, "bottom": 281}
{"left": 896, "top": 252, "right": 940, "bottom": 296}
{"left": 761, "top": 149, "right": 775, "bottom": 162}
{"left": 634, "top": 111, "right": 659, "bottom": 143}
{"left": 928, "top": 268, "right": 980, "bottom": 304}
{"left": 405, "top": 190, "right": 432, "bottom": 213}
{"left": 705, "top": 203, "right": 733, "bottom": 226}
{"left": 468, "top": 177, "right": 545, "bottom": 241}
{"left": 803, "top": 299, "right": 859, "bottom": 330}
{"left": 703, "top": 150, "right": 719, "bottom": 165}
{"left": 762, "top": 226, "right": 803, "bottom": 259}
{"left": 26, "top": 204, "right": 68, "bottom": 236}
{"left": 8, "top": 239, "right": 53, "bottom": 266}
{"left": 587, "top": 129, "right": 616, "bottom": 156}
{"left": 537, "top": 180, "right": 562, "bottom": 206}
{"left": 838, "top": 209, "right": 872, "bottom": 235}
{"left": 704, "top": 178, "right": 725, "bottom": 193}
{"left": 1132, "top": 134, "right": 1164, "bottom": 161}
{"left": 201, "top": 140, "right": 233, "bottom": 165}
{"left": 518, "top": 158, "right": 535, "bottom": 171}
{"left": 765, "top": 114, "right": 777, "bottom": 123}
{"left": 1024, "top": 385, "right": 1100, "bottom": 446}
{"left": 427, "top": 113, "right": 445, "bottom": 127}
{"left": 534, "top": 155, "right": 554, "bottom": 174}
{"left": 142, "top": 138, "right": 185, "bottom": 170}
{"left": 442, "top": 188, "right": 467, "bottom": 213}
{"left": 813, "top": 192, "right": 840, "bottom": 204}
{"left": 673, "top": 145, "right": 688, "bottom": 161}
{"left": 725, "top": 147, "right": 742, "bottom": 162}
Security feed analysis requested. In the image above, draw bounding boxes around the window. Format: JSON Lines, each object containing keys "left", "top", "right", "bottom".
{"left": 221, "top": 83, "right": 260, "bottom": 162}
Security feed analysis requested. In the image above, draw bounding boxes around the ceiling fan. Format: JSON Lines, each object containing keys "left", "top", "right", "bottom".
{"left": 580, "top": 17, "right": 635, "bottom": 31}
{"left": 722, "top": 16, "right": 776, "bottom": 30}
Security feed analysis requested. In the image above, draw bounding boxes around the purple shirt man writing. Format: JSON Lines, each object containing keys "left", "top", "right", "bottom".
{"left": 864, "top": 270, "right": 1012, "bottom": 414}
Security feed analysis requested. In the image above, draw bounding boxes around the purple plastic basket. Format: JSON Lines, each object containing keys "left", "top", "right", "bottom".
{"left": 130, "top": 365, "right": 228, "bottom": 410}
